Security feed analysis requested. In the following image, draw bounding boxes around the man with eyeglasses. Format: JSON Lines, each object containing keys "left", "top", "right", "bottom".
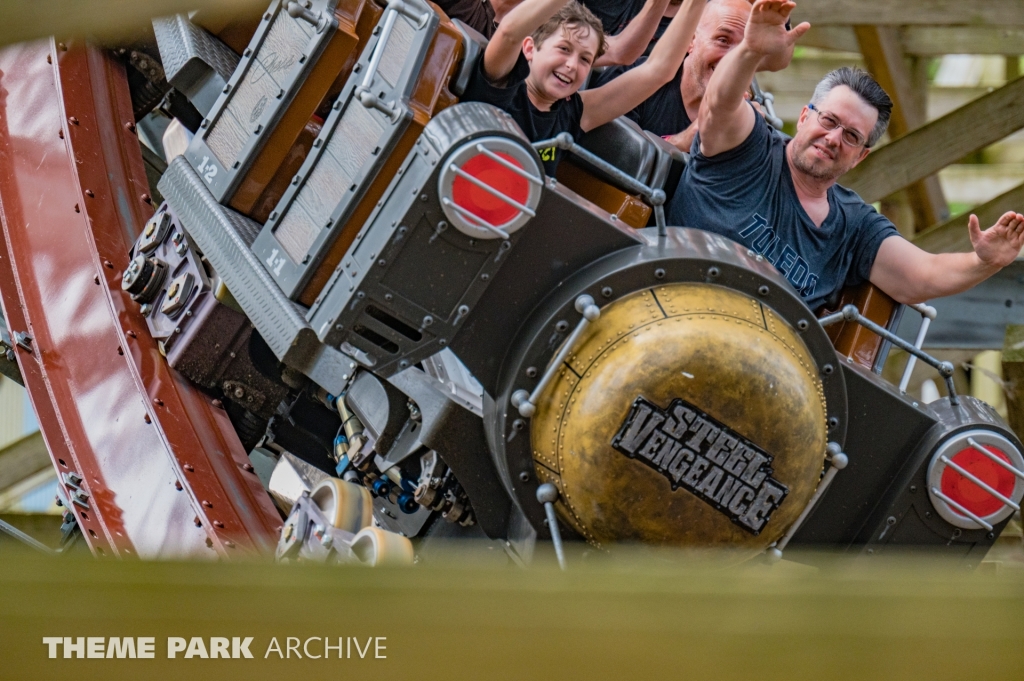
{"left": 668, "top": 0, "right": 1024, "bottom": 310}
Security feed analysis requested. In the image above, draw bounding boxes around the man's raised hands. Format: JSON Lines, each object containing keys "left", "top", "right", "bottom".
{"left": 970, "top": 211, "right": 1024, "bottom": 270}
{"left": 742, "top": 0, "right": 809, "bottom": 59}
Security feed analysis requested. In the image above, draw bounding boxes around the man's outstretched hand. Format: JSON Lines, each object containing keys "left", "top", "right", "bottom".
{"left": 971, "top": 211, "right": 1024, "bottom": 269}
{"left": 743, "top": 0, "right": 809, "bottom": 58}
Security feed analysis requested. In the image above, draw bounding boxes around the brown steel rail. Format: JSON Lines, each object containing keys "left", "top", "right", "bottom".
{"left": 0, "top": 39, "right": 281, "bottom": 558}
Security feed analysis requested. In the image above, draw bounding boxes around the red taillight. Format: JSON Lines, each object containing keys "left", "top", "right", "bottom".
{"left": 438, "top": 136, "right": 543, "bottom": 239}
{"left": 928, "top": 431, "right": 1024, "bottom": 530}
{"left": 451, "top": 152, "right": 530, "bottom": 227}
{"left": 940, "top": 444, "right": 1016, "bottom": 518}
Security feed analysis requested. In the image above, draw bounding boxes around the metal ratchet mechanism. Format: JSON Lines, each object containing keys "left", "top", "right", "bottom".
{"left": 819, "top": 304, "right": 959, "bottom": 405}
{"left": 355, "top": 0, "right": 431, "bottom": 120}
{"left": 750, "top": 77, "right": 784, "bottom": 131}
{"left": 531, "top": 132, "right": 670, "bottom": 237}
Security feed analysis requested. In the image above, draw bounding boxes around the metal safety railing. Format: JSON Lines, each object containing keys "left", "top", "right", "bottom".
{"left": 819, "top": 303, "right": 959, "bottom": 406}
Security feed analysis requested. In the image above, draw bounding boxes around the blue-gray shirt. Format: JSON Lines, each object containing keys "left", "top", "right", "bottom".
{"left": 667, "top": 112, "right": 899, "bottom": 310}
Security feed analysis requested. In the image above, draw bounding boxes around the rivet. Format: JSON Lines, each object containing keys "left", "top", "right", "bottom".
{"left": 141, "top": 193, "right": 152, "bottom": 204}
{"left": 69, "top": 116, "right": 78, "bottom": 125}
{"left": 143, "top": 413, "right": 151, "bottom": 423}
{"left": 58, "top": 129, "right": 63, "bottom": 139}
{"left": 213, "top": 520, "right": 224, "bottom": 528}
{"left": 211, "top": 399, "right": 223, "bottom": 408}
{"left": 184, "top": 464, "right": 194, "bottom": 472}
{"left": 194, "top": 516, "right": 202, "bottom": 527}
{"left": 102, "top": 259, "right": 112, "bottom": 268}
{"left": 242, "top": 463, "right": 254, "bottom": 472}
{"left": 202, "top": 500, "right": 213, "bottom": 508}
{"left": 174, "top": 481, "right": 182, "bottom": 491}
{"left": 125, "top": 122, "right": 136, "bottom": 133}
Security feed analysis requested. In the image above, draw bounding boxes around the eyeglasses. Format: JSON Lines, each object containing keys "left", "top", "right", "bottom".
{"left": 807, "top": 103, "right": 868, "bottom": 148}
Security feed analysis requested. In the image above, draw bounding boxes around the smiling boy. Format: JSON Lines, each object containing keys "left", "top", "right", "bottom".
{"left": 461, "top": 0, "right": 706, "bottom": 175}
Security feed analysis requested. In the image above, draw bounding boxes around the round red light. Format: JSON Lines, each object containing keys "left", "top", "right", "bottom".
{"left": 451, "top": 153, "right": 529, "bottom": 227}
{"left": 940, "top": 444, "right": 1016, "bottom": 518}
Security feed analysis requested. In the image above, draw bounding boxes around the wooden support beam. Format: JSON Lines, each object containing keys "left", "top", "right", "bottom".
{"left": 854, "top": 26, "right": 949, "bottom": 232}
{"left": 842, "top": 76, "right": 1024, "bottom": 204}
{"left": 801, "top": 26, "right": 1024, "bottom": 56}
{"left": 1002, "top": 325, "right": 1024, "bottom": 440}
{"left": 793, "top": 0, "right": 1023, "bottom": 26}
{"left": 912, "top": 181, "right": 1024, "bottom": 253}
{"left": 901, "top": 27, "right": 1024, "bottom": 56}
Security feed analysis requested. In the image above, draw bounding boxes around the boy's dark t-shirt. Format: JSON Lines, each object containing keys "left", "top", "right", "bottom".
{"left": 594, "top": 58, "right": 690, "bottom": 136}
{"left": 461, "top": 55, "right": 584, "bottom": 176}
{"left": 668, "top": 112, "right": 899, "bottom": 310}
{"left": 581, "top": 0, "right": 647, "bottom": 34}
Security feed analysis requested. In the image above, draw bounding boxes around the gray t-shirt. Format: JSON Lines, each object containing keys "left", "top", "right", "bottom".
{"left": 667, "top": 112, "right": 899, "bottom": 310}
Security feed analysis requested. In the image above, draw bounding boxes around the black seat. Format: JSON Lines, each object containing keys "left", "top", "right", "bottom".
{"left": 570, "top": 116, "right": 687, "bottom": 202}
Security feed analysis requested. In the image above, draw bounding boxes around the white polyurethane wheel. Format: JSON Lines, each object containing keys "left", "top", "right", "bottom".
{"left": 309, "top": 478, "right": 373, "bottom": 534}
{"left": 350, "top": 526, "right": 414, "bottom": 567}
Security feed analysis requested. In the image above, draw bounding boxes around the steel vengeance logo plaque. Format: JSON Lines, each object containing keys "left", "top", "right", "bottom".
{"left": 612, "top": 396, "right": 788, "bottom": 534}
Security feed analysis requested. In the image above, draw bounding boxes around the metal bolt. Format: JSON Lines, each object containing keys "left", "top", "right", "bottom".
{"left": 555, "top": 320, "right": 569, "bottom": 332}
{"left": 886, "top": 516, "right": 896, "bottom": 526}
{"left": 512, "top": 419, "right": 525, "bottom": 431}
{"left": 654, "top": 268, "right": 666, "bottom": 279}
{"left": 797, "top": 319, "right": 809, "bottom": 331}
{"left": 519, "top": 471, "right": 530, "bottom": 482}
{"left": 758, "top": 285, "right": 769, "bottom": 296}
{"left": 707, "top": 267, "right": 720, "bottom": 278}
{"left": 822, "top": 364, "right": 834, "bottom": 375}
{"left": 525, "top": 367, "right": 537, "bottom": 378}
{"left": 828, "top": 417, "right": 839, "bottom": 429}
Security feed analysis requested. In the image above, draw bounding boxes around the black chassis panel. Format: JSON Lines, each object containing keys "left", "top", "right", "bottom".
{"left": 306, "top": 102, "right": 543, "bottom": 377}
{"left": 792, "top": 362, "right": 1021, "bottom": 560}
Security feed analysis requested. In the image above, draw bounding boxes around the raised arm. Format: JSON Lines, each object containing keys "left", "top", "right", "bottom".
{"left": 483, "top": 0, "right": 569, "bottom": 81}
{"left": 870, "top": 212, "right": 1024, "bottom": 304}
{"left": 579, "top": 0, "right": 704, "bottom": 131}
{"left": 697, "top": 0, "right": 807, "bottom": 157}
{"left": 595, "top": 0, "right": 672, "bottom": 67}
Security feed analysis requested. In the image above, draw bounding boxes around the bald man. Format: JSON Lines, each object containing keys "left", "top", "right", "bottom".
{"left": 596, "top": 0, "right": 791, "bottom": 152}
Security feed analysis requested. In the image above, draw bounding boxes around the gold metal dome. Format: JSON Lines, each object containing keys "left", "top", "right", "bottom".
{"left": 531, "top": 283, "right": 828, "bottom": 558}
